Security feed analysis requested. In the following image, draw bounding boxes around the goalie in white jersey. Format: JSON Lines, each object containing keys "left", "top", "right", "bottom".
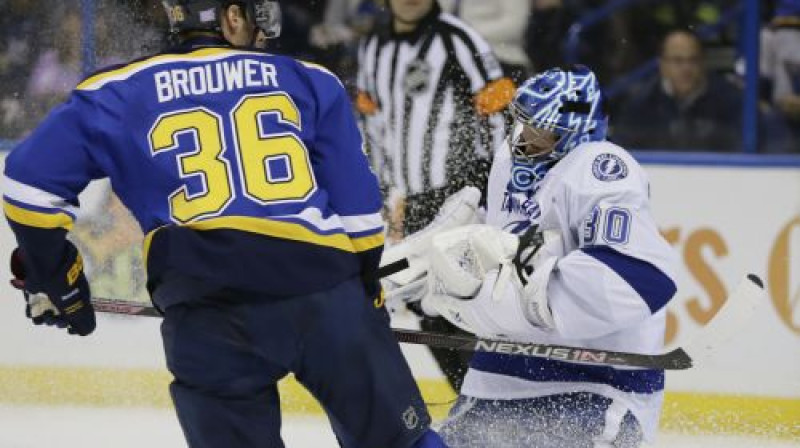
{"left": 417, "top": 65, "right": 679, "bottom": 447}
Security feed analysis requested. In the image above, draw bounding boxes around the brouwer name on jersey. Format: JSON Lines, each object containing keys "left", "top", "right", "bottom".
{"left": 155, "top": 60, "right": 279, "bottom": 103}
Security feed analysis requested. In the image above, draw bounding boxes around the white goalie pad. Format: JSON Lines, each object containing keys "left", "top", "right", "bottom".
{"left": 380, "top": 186, "right": 482, "bottom": 302}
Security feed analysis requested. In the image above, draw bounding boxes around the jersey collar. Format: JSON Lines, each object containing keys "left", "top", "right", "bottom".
{"left": 174, "top": 35, "right": 230, "bottom": 52}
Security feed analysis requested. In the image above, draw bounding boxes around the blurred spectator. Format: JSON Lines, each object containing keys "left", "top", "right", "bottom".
{"left": 310, "top": 0, "right": 387, "bottom": 89}
{"left": 539, "top": 0, "right": 740, "bottom": 85}
{"left": 440, "top": 0, "right": 532, "bottom": 84}
{"left": 613, "top": 30, "right": 742, "bottom": 151}
{"left": 642, "top": 0, "right": 733, "bottom": 36}
{"left": 524, "top": 0, "right": 575, "bottom": 74}
{"left": 525, "top": 0, "right": 641, "bottom": 81}
{"left": 312, "top": 0, "right": 384, "bottom": 49}
{"left": 95, "top": 0, "right": 164, "bottom": 62}
{"left": 0, "top": 0, "right": 43, "bottom": 138}
{"left": 760, "top": 0, "right": 800, "bottom": 151}
{"left": 267, "top": 0, "right": 328, "bottom": 59}
{"left": 27, "top": 8, "right": 83, "bottom": 97}
{"left": 26, "top": 6, "right": 84, "bottom": 123}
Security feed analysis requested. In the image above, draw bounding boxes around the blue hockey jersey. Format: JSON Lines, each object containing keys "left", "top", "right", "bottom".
{"left": 3, "top": 38, "right": 385, "bottom": 299}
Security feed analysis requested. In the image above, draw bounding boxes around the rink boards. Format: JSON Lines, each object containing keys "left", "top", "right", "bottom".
{"left": 0, "top": 152, "right": 799, "bottom": 440}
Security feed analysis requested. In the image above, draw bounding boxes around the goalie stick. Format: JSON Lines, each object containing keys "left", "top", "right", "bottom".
{"left": 82, "top": 274, "right": 764, "bottom": 371}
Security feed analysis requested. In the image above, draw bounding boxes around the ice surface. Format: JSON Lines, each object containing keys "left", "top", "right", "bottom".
{"left": 0, "top": 405, "right": 796, "bottom": 448}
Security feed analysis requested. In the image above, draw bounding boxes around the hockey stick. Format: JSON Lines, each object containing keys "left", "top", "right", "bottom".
{"left": 88, "top": 257, "right": 409, "bottom": 319}
{"left": 377, "top": 257, "right": 410, "bottom": 278}
{"left": 679, "top": 274, "right": 766, "bottom": 365}
{"left": 85, "top": 274, "right": 764, "bottom": 371}
{"left": 396, "top": 274, "right": 764, "bottom": 370}
{"left": 88, "top": 296, "right": 691, "bottom": 369}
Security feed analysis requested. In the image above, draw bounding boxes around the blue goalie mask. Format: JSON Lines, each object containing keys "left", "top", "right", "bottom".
{"left": 508, "top": 65, "right": 608, "bottom": 191}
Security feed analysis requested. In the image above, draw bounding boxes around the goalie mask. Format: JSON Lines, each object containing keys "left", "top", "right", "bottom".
{"left": 162, "top": 0, "right": 281, "bottom": 40}
{"left": 508, "top": 65, "right": 608, "bottom": 191}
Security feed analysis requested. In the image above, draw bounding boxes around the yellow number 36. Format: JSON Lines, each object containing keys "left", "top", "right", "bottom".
{"left": 148, "top": 92, "right": 316, "bottom": 223}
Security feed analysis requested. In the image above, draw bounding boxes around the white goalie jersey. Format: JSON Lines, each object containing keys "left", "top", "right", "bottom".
{"left": 459, "top": 139, "right": 679, "bottom": 442}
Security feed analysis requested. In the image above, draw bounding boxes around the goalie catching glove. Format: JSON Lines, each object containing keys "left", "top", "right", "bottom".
{"left": 380, "top": 186, "right": 481, "bottom": 310}
{"left": 9, "top": 245, "right": 96, "bottom": 336}
{"left": 421, "top": 224, "right": 561, "bottom": 340}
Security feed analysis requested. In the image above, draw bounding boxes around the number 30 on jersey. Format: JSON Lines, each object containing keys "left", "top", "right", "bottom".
{"left": 583, "top": 206, "right": 632, "bottom": 245}
{"left": 148, "top": 92, "right": 316, "bottom": 223}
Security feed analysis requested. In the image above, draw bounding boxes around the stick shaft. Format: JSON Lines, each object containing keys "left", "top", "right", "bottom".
{"left": 85, "top": 273, "right": 765, "bottom": 371}
{"left": 90, "top": 298, "right": 690, "bottom": 369}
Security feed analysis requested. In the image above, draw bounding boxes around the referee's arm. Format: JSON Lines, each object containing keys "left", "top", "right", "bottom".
{"left": 447, "top": 23, "right": 516, "bottom": 155}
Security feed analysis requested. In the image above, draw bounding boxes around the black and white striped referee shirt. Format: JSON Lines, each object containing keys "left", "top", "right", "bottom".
{"left": 356, "top": 4, "right": 513, "bottom": 219}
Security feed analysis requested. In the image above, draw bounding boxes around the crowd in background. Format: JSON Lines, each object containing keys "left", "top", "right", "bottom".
{"left": 0, "top": 0, "right": 797, "bottom": 152}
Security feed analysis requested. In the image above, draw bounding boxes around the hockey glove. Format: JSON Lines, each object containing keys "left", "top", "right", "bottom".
{"left": 422, "top": 225, "right": 561, "bottom": 340}
{"left": 10, "top": 247, "right": 96, "bottom": 336}
{"left": 381, "top": 186, "right": 481, "bottom": 312}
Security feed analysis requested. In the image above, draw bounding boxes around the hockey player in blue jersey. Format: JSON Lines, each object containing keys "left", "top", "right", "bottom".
{"left": 3, "top": 1, "right": 448, "bottom": 447}
{"left": 386, "top": 66, "right": 679, "bottom": 447}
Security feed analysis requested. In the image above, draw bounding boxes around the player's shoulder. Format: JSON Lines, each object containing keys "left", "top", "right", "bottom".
{"left": 293, "top": 58, "right": 345, "bottom": 89}
{"left": 566, "top": 140, "right": 641, "bottom": 175}
{"left": 243, "top": 52, "right": 344, "bottom": 90}
{"left": 75, "top": 46, "right": 265, "bottom": 92}
{"left": 554, "top": 140, "right": 648, "bottom": 193}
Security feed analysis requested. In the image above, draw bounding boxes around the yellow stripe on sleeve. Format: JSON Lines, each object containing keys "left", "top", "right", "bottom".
{"left": 185, "top": 216, "right": 356, "bottom": 251}
{"left": 351, "top": 231, "right": 385, "bottom": 252}
{"left": 142, "top": 216, "right": 359, "bottom": 262}
{"left": 3, "top": 200, "right": 74, "bottom": 230}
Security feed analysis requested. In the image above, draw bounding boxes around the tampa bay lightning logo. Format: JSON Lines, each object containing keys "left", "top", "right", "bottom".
{"left": 592, "top": 153, "right": 628, "bottom": 181}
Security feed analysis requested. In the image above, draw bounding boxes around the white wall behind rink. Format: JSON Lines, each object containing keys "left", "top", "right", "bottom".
{"left": 0, "top": 154, "right": 798, "bottom": 399}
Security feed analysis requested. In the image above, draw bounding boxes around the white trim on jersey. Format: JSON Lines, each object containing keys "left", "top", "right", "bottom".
{"left": 339, "top": 213, "right": 385, "bottom": 235}
{"left": 280, "top": 207, "right": 382, "bottom": 236}
{"left": 1, "top": 176, "right": 80, "bottom": 216}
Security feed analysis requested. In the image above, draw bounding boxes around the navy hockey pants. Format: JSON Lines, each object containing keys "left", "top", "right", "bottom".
{"left": 160, "top": 276, "right": 432, "bottom": 448}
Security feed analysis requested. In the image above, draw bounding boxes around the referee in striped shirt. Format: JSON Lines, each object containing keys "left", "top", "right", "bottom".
{"left": 356, "top": 0, "right": 514, "bottom": 390}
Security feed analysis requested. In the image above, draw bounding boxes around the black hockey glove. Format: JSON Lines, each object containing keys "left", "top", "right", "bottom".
{"left": 10, "top": 247, "right": 96, "bottom": 336}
